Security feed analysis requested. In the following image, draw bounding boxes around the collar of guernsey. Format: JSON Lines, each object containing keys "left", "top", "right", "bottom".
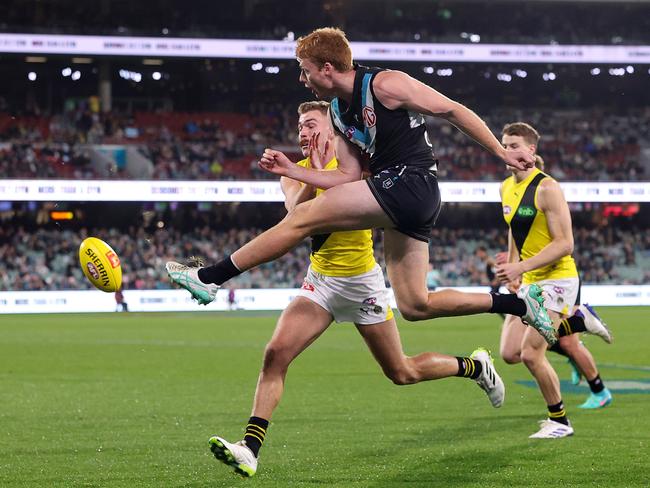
{"left": 296, "top": 156, "right": 376, "bottom": 277}
{"left": 501, "top": 167, "right": 577, "bottom": 284}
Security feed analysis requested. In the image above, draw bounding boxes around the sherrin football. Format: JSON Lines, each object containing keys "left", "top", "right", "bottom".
{"left": 79, "top": 237, "right": 122, "bottom": 292}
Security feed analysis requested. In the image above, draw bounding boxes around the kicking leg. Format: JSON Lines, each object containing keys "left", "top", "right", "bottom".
{"left": 217, "top": 180, "right": 388, "bottom": 275}
{"left": 167, "top": 180, "right": 389, "bottom": 302}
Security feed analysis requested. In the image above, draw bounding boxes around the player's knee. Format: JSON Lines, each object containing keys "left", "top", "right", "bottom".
{"left": 382, "top": 356, "right": 420, "bottom": 385}
{"left": 397, "top": 302, "right": 429, "bottom": 322}
{"left": 385, "top": 366, "right": 418, "bottom": 385}
{"left": 262, "top": 342, "right": 291, "bottom": 372}
{"left": 400, "top": 309, "right": 419, "bottom": 322}
{"left": 558, "top": 336, "right": 578, "bottom": 354}
{"left": 500, "top": 349, "right": 521, "bottom": 365}
{"left": 398, "top": 291, "right": 455, "bottom": 321}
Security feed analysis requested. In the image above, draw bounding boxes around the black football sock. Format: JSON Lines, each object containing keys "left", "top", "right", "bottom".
{"left": 489, "top": 293, "right": 526, "bottom": 317}
{"left": 547, "top": 401, "right": 569, "bottom": 426}
{"left": 587, "top": 374, "right": 605, "bottom": 394}
{"left": 243, "top": 416, "right": 269, "bottom": 458}
{"left": 197, "top": 255, "right": 241, "bottom": 285}
{"left": 558, "top": 315, "right": 587, "bottom": 337}
{"left": 455, "top": 357, "right": 483, "bottom": 380}
{"left": 548, "top": 342, "right": 569, "bottom": 358}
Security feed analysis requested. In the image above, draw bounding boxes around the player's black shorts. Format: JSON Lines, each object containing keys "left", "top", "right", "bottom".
{"left": 366, "top": 164, "right": 441, "bottom": 242}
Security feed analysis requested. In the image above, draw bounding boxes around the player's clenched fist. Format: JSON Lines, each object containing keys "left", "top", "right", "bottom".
{"left": 259, "top": 148, "right": 293, "bottom": 176}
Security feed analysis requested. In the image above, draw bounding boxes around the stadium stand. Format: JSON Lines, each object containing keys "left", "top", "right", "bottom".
{"left": 2, "top": 0, "right": 649, "bottom": 45}
{"left": 1, "top": 108, "right": 647, "bottom": 181}
{"left": 2, "top": 217, "right": 647, "bottom": 291}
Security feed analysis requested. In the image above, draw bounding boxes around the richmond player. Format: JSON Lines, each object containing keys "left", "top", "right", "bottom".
{"left": 496, "top": 122, "right": 612, "bottom": 438}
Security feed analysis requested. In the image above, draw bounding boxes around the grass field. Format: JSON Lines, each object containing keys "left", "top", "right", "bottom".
{"left": 1, "top": 307, "right": 649, "bottom": 487}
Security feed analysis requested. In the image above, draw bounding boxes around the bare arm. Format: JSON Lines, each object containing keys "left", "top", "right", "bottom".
{"left": 519, "top": 179, "right": 574, "bottom": 273}
{"left": 259, "top": 135, "right": 362, "bottom": 190}
{"left": 496, "top": 183, "right": 523, "bottom": 287}
{"left": 372, "top": 71, "right": 534, "bottom": 170}
{"left": 507, "top": 228, "right": 520, "bottom": 264}
{"left": 500, "top": 182, "right": 521, "bottom": 264}
{"left": 280, "top": 176, "right": 316, "bottom": 212}
{"left": 496, "top": 229, "right": 523, "bottom": 291}
{"left": 291, "top": 134, "right": 363, "bottom": 188}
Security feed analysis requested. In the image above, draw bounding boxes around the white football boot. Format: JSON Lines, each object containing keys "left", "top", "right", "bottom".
{"left": 470, "top": 348, "right": 505, "bottom": 408}
{"left": 165, "top": 261, "right": 219, "bottom": 305}
{"left": 577, "top": 304, "right": 613, "bottom": 344}
{"left": 209, "top": 436, "right": 257, "bottom": 477}
{"left": 529, "top": 419, "right": 574, "bottom": 439}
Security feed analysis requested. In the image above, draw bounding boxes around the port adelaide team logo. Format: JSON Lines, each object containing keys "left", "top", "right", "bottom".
{"left": 362, "top": 106, "right": 376, "bottom": 128}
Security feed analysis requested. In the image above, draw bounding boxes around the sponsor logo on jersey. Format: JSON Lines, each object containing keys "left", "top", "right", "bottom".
{"left": 362, "top": 106, "right": 376, "bottom": 128}
{"left": 301, "top": 281, "right": 315, "bottom": 292}
{"left": 105, "top": 250, "right": 121, "bottom": 268}
{"left": 517, "top": 205, "right": 535, "bottom": 217}
{"left": 382, "top": 178, "right": 394, "bottom": 189}
{"left": 345, "top": 127, "right": 356, "bottom": 139}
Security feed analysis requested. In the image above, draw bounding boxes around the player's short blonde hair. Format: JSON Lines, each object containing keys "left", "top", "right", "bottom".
{"left": 297, "top": 101, "right": 330, "bottom": 116}
{"left": 502, "top": 122, "right": 540, "bottom": 146}
{"left": 296, "top": 27, "right": 353, "bottom": 72}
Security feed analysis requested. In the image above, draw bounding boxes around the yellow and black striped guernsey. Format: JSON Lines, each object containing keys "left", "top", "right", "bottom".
{"left": 501, "top": 168, "right": 578, "bottom": 284}
{"left": 296, "top": 157, "right": 376, "bottom": 276}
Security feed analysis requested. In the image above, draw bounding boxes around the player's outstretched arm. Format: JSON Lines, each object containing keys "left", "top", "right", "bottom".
{"left": 259, "top": 136, "right": 362, "bottom": 190}
{"left": 372, "top": 71, "right": 534, "bottom": 171}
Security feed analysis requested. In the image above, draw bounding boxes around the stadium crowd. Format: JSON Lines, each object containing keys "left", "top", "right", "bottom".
{"left": 1, "top": 107, "right": 647, "bottom": 181}
{"left": 1, "top": 223, "right": 648, "bottom": 292}
{"left": 3, "top": 0, "right": 648, "bottom": 45}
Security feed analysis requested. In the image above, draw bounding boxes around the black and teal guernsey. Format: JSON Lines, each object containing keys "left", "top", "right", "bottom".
{"left": 329, "top": 65, "right": 436, "bottom": 175}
